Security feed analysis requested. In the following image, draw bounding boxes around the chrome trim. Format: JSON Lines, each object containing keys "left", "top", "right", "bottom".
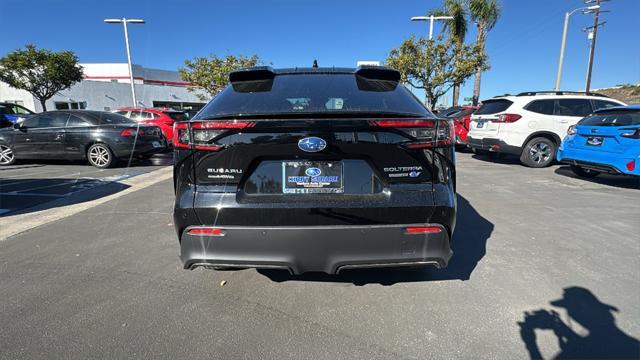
{"left": 187, "top": 262, "right": 293, "bottom": 274}
{"left": 336, "top": 260, "right": 442, "bottom": 274}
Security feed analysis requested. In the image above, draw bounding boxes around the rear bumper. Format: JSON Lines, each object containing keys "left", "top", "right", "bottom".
{"left": 467, "top": 136, "right": 521, "bottom": 155}
{"left": 179, "top": 223, "right": 452, "bottom": 275}
{"left": 111, "top": 139, "right": 166, "bottom": 158}
{"left": 557, "top": 147, "right": 639, "bottom": 176}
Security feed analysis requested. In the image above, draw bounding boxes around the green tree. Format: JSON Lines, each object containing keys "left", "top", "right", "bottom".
{"left": 386, "top": 36, "right": 487, "bottom": 109}
{"left": 429, "top": 0, "right": 468, "bottom": 106}
{"left": 468, "top": 0, "right": 501, "bottom": 105}
{"left": 179, "top": 53, "right": 260, "bottom": 100}
{"left": 0, "top": 44, "right": 84, "bottom": 111}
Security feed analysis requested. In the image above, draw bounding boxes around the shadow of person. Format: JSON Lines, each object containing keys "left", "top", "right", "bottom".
{"left": 518, "top": 287, "right": 640, "bottom": 359}
{"left": 257, "top": 194, "right": 494, "bottom": 285}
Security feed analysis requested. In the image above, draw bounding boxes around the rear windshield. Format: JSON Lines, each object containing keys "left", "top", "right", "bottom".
{"left": 166, "top": 112, "right": 188, "bottom": 121}
{"left": 579, "top": 111, "right": 640, "bottom": 126}
{"left": 195, "top": 74, "right": 431, "bottom": 119}
{"left": 475, "top": 99, "right": 513, "bottom": 115}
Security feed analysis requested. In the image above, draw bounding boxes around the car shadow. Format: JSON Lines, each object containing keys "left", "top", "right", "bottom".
{"left": 554, "top": 165, "right": 640, "bottom": 190}
{"left": 257, "top": 194, "right": 494, "bottom": 285}
{"left": 518, "top": 286, "right": 640, "bottom": 359}
{"left": 471, "top": 153, "right": 522, "bottom": 165}
{"left": 0, "top": 178, "right": 130, "bottom": 217}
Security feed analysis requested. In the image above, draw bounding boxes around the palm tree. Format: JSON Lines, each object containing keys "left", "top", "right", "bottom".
{"left": 468, "top": 0, "right": 501, "bottom": 105}
{"left": 430, "top": 0, "right": 468, "bottom": 106}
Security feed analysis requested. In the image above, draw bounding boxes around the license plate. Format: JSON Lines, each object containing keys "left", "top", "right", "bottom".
{"left": 586, "top": 136, "right": 603, "bottom": 146}
{"left": 283, "top": 161, "right": 343, "bottom": 194}
{"left": 152, "top": 141, "right": 161, "bottom": 148}
{"left": 476, "top": 121, "right": 485, "bottom": 129}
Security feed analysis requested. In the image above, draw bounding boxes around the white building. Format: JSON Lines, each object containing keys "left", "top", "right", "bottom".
{"left": 0, "top": 63, "right": 209, "bottom": 113}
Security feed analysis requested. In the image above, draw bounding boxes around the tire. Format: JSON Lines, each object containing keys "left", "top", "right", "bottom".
{"left": 520, "top": 137, "right": 556, "bottom": 168}
{"left": 570, "top": 165, "right": 600, "bottom": 178}
{"left": 0, "top": 143, "right": 16, "bottom": 166}
{"left": 87, "top": 143, "right": 114, "bottom": 168}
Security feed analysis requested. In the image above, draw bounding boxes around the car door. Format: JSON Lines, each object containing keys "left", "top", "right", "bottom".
{"left": 12, "top": 113, "right": 68, "bottom": 158}
{"left": 11, "top": 114, "right": 42, "bottom": 157}
{"left": 63, "top": 114, "right": 92, "bottom": 158}
{"left": 553, "top": 98, "right": 593, "bottom": 137}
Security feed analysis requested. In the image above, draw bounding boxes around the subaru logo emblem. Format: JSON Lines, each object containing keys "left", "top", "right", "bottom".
{"left": 305, "top": 167, "right": 322, "bottom": 177}
{"left": 298, "top": 137, "right": 327, "bottom": 152}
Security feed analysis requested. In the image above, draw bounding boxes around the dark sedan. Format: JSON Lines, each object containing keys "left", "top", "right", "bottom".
{"left": 0, "top": 110, "right": 166, "bottom": 168}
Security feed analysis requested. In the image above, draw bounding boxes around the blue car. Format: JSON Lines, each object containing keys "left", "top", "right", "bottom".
{"left": 0, "top": 102, "right": 34, "bottom": 128}
{"left": 557, "top": 105, "right": 640, "bottom": 178}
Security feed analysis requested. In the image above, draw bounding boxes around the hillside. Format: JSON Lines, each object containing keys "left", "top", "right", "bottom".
{"left": 596, "top": 84, "right": 640, "bottom": 104}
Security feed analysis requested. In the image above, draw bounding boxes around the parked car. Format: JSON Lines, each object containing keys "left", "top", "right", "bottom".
{"left": 0, "top": 102, "right": 34, "bottom": 128}
{"left": 557, "top": 105, "right": 640, "bottom": 178}
{"left": 173, "top": 66, "right": 457, "bottom": 275}
{"left": 115, "top": 107, "right": 188, "bottom": 146}
{"left": 466, "top": 91, "right": 625, "bottom": 167}
{"left": 0, "top": 110, "right": 166, "bottom": 168}
{"left": 438, "top": 105, "right": 478, "bottom": 148}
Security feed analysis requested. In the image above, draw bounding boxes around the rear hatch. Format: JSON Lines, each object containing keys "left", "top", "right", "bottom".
{"left": 573, "top": 110, "right": 640, "bottom": 153}
{"left": 175, "top": 68, "right": 454, "bottom": 226}
{"left": 470, "top": 98, "right": 514, "bottom": 136}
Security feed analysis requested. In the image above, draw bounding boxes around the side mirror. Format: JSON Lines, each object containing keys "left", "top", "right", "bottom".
{"left": 13, "top": 122, "right": 21, "bottom": 130}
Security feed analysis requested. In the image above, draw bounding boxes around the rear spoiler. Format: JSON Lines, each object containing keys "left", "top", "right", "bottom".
{"left": 354, "top": 66, "right": 400, "bottom": 82}
{"left": 228, "top": 65, "right": 401, "bottom": 92}
{"left": 229, "top": 67, "right": 276, "bottom": 92}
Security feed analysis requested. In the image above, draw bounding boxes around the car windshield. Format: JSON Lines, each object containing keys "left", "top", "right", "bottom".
{"left": 166, "top": 112, "right": 188, "bottom": 121}
{"left": 195, "top": 74, "right": 431, "bottom": 119}
{"left": 579, "top": 111, "right": 640, "bottom": 126}
{"left": 475, "top": 99, "right": 513, "bottom": 115}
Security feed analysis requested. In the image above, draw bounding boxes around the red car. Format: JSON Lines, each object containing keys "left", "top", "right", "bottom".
{"left": 115, "top": 108, "right": 188, "bottom": 146}
{"left": 438, "top": 105, "right": 478, "bottom": 148}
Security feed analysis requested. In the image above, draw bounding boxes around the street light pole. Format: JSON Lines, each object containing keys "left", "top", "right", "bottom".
{"left": 104, "top": 18, "right": 145, "bottom": 107}
{"left": 555, "top": 12, "right": 571, "bottom": 91}
{"left": 554, "top": 5, "right": 600, "bottom": 91}
{"left": 411, "top": 15, "right": 454, "bottom": 40}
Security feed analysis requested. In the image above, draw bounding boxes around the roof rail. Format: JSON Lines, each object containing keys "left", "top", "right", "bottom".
{"left": 516, "top": 91, "right": 609, "bottom": 98}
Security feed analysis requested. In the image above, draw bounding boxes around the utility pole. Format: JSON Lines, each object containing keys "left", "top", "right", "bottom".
{"left": 554, "top": 4, "right": 600, "bottom": 91}
{"left": 584, "top": 0, "right": 606, "bottom": 93}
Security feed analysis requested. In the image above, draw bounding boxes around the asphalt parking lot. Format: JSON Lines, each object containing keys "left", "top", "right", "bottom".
{"left": 0, "top": 153, "right": 172, "bottom": 216}
{"left": 0, "top": 151, "right": 638, "bottom": 359}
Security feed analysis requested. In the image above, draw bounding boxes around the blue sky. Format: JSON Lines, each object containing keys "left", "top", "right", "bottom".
{"left": 2, "top": 0, "right": 639, "bottom": 104}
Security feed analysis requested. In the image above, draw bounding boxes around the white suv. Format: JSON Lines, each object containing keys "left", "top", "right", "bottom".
{"left": 466, "top": 91, "right": 625, "bottom": 167}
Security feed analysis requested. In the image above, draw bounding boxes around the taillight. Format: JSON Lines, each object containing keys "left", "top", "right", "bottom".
{"left": 626, "top": 160, "right": 636, "bottom": 172}
{"left": 494, "top": 113, "right": 522, "bottom": 123}
{"left": 187, "top": 227, "right": 226, "bottom": 236}
{"left": 173, "top": 122, "right": 190, "bottom": 148}
{"left": 172, "top": 121, "right": 255, "bottom": 150}
{"left": 620, "top": 129, "right": 640, "bottom": 139}
{"left": 371, "top": 118, "right": 454, "bottom": 149}
{"left": 120, "top": 127, "right": 145, "bottom": 137}
{"left": 567, "top": 125, "right": 577, "bottom": 135}
{"left": 405, "top": 226, "right": 442, "bottom": 234}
